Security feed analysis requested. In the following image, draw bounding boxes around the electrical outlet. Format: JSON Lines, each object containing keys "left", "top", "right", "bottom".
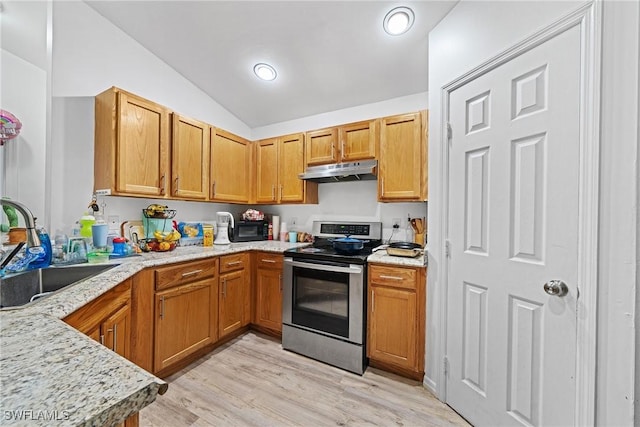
{"left": 392, "top": 218, "right": 401, "bottom": 229}
{"left": 290, "top": 217, "right": 297, "bottom": 227}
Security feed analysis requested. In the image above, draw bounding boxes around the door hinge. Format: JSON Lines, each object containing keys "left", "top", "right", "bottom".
{"left": 446, "top": 122, "right": 453, "bottom": 140}
{"left": 444, "top": 356, "right": 450, "bottom": 376}
{"left": 445, "top": 240, "right": 451, "bottom": 258}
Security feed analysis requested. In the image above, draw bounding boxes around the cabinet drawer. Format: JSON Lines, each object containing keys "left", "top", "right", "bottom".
{"left": 255, "top": 252, "right": 283, "bottom": 269}
{"left": 369, "top": 264, "right": 417, "bottom": 290}
{"left": 219, "top": 253, "right": 247, "bottom": 273}
{"left": 155, "top": 258, "right": 217, "bottom": 291}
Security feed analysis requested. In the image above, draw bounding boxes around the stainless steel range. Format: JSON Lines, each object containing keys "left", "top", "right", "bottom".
{"left": 282, "top": 221, "right": 382, "bottom": 375}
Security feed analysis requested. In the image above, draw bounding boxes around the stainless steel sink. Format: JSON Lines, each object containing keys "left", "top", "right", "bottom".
{"left": 0, "top": 264, "right": 117, "bottom": 309}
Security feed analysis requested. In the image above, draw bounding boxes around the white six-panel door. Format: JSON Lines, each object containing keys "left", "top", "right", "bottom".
{"left": 445, "top": 22, "right": 582, "bottom": 426}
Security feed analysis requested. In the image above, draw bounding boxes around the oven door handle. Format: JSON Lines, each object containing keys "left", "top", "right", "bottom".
{"left": 285, "top": 259, "right": 362, "bottom": 274}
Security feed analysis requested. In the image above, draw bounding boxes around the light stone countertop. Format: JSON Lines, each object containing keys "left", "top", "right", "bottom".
{"left": 367, "top": 249, "right": 427, "bottom": 267}
{"left": 0, "top": 240, "right": 305, "bottom": 427}
{"left": 0, "top": 239, "right": 417, "bottom": 426}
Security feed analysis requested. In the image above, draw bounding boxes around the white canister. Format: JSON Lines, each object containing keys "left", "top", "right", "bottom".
{"left": 272, "top": 215, "right": 280, "bottom": 237}
{"left": 280, "top": 222, "right": 287, "bottom": 242}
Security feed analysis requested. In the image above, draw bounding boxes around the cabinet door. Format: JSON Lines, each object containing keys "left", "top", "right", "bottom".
{"left": 378, "top": 112, "right": 425, "bottom": 201}
{"left": 339, "top": 119, "right": 378, "bottom": 162}
{"left": 116, "top": 91, "right": 170, "bottom": 196}
{"left": 102, "top": 304, "right": 131, "bottom": 359}
{"left": 219, "top": 269, "right": 246, "bottom": 338}
{"left": 278, "top": 133, "right": 305, "bottom": 203}
{"left": 306, "top": 128, "right": 338, "bottom": 165}
{"left": 171, "top": 114, "right": 210, "bottom": 200}
{"left": 210, "top": 129, "right": 251, "bottom": 203}
{"left": 255, "top": 138, "right": 279, "bottom": 203}
{"left": 368, "top": 285, "right": 417, "bottom": 369}
{"left": 154, "top": 279, "right": 217, "bottom": 373}
{"left": 255, "top": 266, "right": 282, "bottom": 332}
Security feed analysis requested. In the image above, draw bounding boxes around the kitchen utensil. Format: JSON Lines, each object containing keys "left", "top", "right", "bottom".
{"left": 386, "top": 241, "right": 423, "bottom": 258}
{"left": 215, "top": 212, "right": 234, "bottom": 245}
{"left": 332, "top": 236, "right": 368, "bottom": 254}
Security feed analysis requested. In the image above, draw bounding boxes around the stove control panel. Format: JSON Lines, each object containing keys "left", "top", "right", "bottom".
{"left": 320, "top": 223, "right": 369, "bottom": 236}
{"left": 312, "top": 221, "right": 382, "bottom": 240}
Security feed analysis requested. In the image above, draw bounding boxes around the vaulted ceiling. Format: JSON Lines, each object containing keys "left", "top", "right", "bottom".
{"left": 86, "top": 1, "right": 457, "bottom": 128}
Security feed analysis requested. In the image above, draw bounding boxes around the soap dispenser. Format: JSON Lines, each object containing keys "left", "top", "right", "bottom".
{"left": 28, "top": 227, "right": 52, "bottom": 269}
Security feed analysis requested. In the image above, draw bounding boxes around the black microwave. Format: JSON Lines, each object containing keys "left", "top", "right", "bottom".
{"left": 231, "top": 220, "right": 269, "bottom": 242}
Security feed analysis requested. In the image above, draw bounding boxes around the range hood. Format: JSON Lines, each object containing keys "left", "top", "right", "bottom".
{"left": 299, "top": 160, "right": 377, "bottom": 183}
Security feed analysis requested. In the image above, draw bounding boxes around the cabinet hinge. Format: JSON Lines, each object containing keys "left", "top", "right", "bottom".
{"left": 446, "top": 122, "right": 453, "bottom": 140}
{"left": 444, "top": 356, "right": 450, "bottom": 376}
{"left": 445, "top": 240, "right": 451, "bottom": 258}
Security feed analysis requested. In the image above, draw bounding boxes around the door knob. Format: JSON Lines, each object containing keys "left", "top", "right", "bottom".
{"left": 543, "top": 280, "right": 569, "bottom": 297}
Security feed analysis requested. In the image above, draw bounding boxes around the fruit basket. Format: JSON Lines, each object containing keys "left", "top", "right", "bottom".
{"left": 138, "top": 238, "right": 178, "bottom": 252}
{"left": 142, "top": 204, "right": 177, "bottom": 219}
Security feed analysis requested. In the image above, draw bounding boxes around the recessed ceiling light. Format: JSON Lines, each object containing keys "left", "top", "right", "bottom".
{"left": 383, "top": 7, "right": 415, "bottom": 36}
{"left": 253, "top": 63, "right": 277, "bottom": 81}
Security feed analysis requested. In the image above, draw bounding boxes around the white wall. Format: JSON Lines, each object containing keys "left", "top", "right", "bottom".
{"left": 0, "top": 50, "right": 47, "bottom": 226}
{"left": 252, "top": 91, "right": 428, "bottom": 140}
{"left": 250, "top": 182, "right": 426, "bottom": 243}
{"left": 427, "top": 1, "right": 639, "bottom": 425}
{"left": 52, "top": 1, "right": 250, "bottom": 139}
{"left": 598, "top": 1, "right": 639, "bottom": 425}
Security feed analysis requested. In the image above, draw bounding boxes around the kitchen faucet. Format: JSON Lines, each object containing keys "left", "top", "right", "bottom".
{"left": 0, "top": 199, "right": 41, "bottom": 268}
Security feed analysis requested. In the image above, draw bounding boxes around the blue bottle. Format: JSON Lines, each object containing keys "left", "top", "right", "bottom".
{"left": 28, "top": 227, "right": 53, "bottom": 269}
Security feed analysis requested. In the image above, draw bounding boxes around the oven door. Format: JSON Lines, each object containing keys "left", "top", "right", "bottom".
{"left": 283, "top": 257, "right": 364, "bottom": 344}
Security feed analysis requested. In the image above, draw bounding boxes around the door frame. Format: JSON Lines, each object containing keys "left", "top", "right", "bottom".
{"left": 434, "top": 2, "right": 602, "bottom": 424}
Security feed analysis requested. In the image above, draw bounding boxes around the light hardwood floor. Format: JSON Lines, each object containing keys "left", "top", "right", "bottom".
{"left": 140, "top": 332, "right": 470, "bottom": 426}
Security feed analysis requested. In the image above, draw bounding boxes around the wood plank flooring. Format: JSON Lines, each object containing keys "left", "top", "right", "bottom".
{"left": 140, "top": 332, "right": 470, "bottom": 426}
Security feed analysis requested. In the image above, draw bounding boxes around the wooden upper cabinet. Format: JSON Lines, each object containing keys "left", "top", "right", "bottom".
{"left": 279, "top": 133, "right": 306, "bottom": 203}
{"left": 255, "top": 133, "right": 315, "bottom": 204}
{"left": 339, "top": 119, "right": 378, "bottom": 162}
{"left": 171, "top": 114, "right": 210, "bottom": 200}
{"left": 255, "top": 138, "right": 279, "bottom": 203}
{"left": 306, "top": 120, "right": 378, "bottom": 166}
{"left": 378, "top": 111, "right": 427, "bottom": 202}
{"left": 210, "top": 129, "right": 251, "bottom": 203}
{"left": 306, "top": 128, "right": 339, "bottom": 165}
{"left": 95, "top": 87, "right": 170, "bottom": 197}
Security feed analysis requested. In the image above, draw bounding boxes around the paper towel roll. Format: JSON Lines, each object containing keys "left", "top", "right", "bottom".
{"left": 272, "top": 216, "right": 280, "bottom": 236}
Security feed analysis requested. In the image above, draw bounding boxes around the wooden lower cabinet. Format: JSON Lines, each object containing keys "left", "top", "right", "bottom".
{"left": 219, "top": 253, "right": 250, "bottom": 339}
{"left": 64, "top": 279, "right": 137, "bottom": 426}
{"left": 64, "top": 279, "right": 132, "bottom": 358}
{"left": 253, "top": 252, "right": 283, "bottom": 334}
{"left": 153, "top": 258, "right": 218, "bottom": 374}
{"left": 367, "top": 263, "right": 426, "bottom": 380}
